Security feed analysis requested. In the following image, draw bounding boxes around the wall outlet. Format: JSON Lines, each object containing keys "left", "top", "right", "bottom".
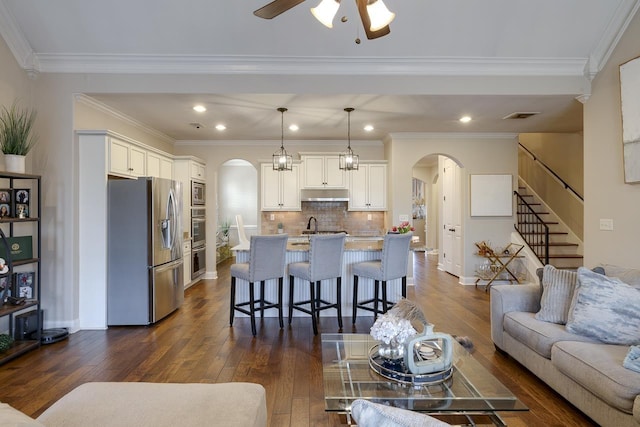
{"left": 367, "top": 214, "right": 372, "bottom": 221}
{"left": 599, "top": 218, "right": 614, "bottom": 231}
{"left": 399, "top": 214, "right": 409, "bottom": 222}
{"left": 270, "top": 214, "right": 275, "bottom": 221}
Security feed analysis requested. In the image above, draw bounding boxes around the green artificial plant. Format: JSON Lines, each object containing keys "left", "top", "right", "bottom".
{"left": 0, "top": 101, "right": 38, "bottom": 156}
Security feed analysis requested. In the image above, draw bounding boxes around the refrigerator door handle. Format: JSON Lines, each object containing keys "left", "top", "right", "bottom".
{"left": 153, "top": 259, "right": 183, "bottom": 273}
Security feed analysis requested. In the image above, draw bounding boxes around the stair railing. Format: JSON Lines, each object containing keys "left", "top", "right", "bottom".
{"left": 518, "top": 143, "right": 584, "bottom": 202}
{"left": 514, "top": 191, "right": 549, "bottom": 265}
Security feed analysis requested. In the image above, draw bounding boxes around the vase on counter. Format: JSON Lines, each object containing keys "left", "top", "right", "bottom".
{"left": 378, "top": 337, "right": 405, "bottom": 363}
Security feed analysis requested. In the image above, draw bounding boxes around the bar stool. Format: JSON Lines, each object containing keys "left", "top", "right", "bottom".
{"left": 230, "top": 234, "right": 288, "bottom": 336}
{"left": 352, "top": 232, "right": 413, "bottom": 322}
{"left": 288, "top": 233, "right": 346, "bottom": 335}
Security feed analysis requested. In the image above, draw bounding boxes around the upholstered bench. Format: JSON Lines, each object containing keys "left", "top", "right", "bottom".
{"left": 1, "top": 382, "right": 267, "bottom": 427}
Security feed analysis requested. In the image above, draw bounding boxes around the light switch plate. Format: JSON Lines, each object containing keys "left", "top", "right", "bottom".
{"left": 399, "top": 214, "right": 409, "bottom": 222}
{"left": 270, "top": 214, "right": 275, "bottom": 221}
{"left": 599, "top": 218, "right": 614, "bottom": 231}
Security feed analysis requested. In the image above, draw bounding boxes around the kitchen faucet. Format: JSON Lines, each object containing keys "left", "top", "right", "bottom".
{"left": 307, "top": 216, "right": 318, "bottom": 233}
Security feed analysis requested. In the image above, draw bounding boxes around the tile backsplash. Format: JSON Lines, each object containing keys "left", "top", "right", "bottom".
{"left": 261, "top": 202, "right": 385, "bottom": 236}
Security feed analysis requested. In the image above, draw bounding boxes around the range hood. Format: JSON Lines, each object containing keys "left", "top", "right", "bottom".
{"left": 300, "top": 189, "right": 349, "bottom": 202}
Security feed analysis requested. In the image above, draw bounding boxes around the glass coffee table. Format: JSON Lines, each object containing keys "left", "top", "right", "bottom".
{"left": 322, "top": 334, "right": 527, "bottom": 426}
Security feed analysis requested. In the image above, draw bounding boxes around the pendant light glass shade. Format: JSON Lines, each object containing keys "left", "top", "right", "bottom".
{"left": 311, "top": 0, "right": 340, "bottom": 28}
{"left": 339, "top": 107, "right": 359, "bottom": 171}
{"left": 366, "top": 0, "right": 395, "bottom": 31}
{"left": 273, "top": 107, "right": 293, "bottom": 171}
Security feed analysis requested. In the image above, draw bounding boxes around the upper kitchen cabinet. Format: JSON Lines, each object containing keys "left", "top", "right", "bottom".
{"left": 301, "top": 154, "right": 345, "bottom": 189}
{"left": 261, "top": 163, "right": 301, "bottom": 211}
{"left": 146, "top": 150, "right": 173, "bottom": 180}
{"left": 191, "top": 161, "right": 206, "bottom": 182}
{"left": 109, "top": 137, "right": 146, "bottom": 178}
{"left": 348, "top": 163, "right": 387, "bottom": 211}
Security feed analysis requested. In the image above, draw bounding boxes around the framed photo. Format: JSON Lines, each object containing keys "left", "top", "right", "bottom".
{"left": 0, "top": 189, "right": 11, "bottom": 218}
{"left": 0, "top": 276, "right": 11, "bottom": 300}
{"left": 620, "top": 56, "right": 640, "bottom": 183}
{"left": 14, "top": 189, "right": 29, "bottom": 218}
{"left": 14, "top": 272, "right": 35, "bottom": 299}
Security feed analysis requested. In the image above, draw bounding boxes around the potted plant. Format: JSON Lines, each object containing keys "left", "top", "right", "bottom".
{"left": 0, "top": 101, "right": 38, "bottom": 174}
{"left": 277, "top": 222, "right": 284, "bottom": 234}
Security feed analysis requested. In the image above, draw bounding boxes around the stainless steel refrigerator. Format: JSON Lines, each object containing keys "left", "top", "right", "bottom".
{"left": 107, "top": 177, "right": 184, "bottom": 325}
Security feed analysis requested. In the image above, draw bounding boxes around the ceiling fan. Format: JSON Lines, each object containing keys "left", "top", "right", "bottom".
{"left": 253, "top": 0, "right": 393, "bottom": 40}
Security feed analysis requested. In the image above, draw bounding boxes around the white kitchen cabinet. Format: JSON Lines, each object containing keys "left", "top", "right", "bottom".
{"left": 302, "top": 154, "right": 345, "bottom": 188}
{"left": 109, "top": 137, "right": 146, "bottom": 178}
{"left": 183, "top": 240, "right": 192, "bottom": 288}
{"left": 191, "top": 161, "right": 206, "bottom": 181}
{"left": 261, "top": 163, "right": 301, "bottom": 211}
{"left": 348, "top": 163, "right": 387, "bottom": 211}
{"left": 147, "top": 151, "right": 173, "bottom": 180}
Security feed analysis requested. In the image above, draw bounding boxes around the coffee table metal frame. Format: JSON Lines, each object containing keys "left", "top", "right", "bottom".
{"left": 321, "top": 333, "right": 527, "bottom": 426}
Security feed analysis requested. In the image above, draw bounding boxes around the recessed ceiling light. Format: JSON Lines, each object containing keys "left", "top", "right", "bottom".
{"left": 459, "top": 115, "right": 472, "bottom": 123}
{"left": 215, "top": 124, "right": 226, "bottom": 131}
{"left": 289, "top": 124, "right": 299, "bottom": 131}
{"left": 364, "top": 125, "right": 374, "bottom": 132}
{"left": 193, "top": 105, "right": 206, "bottom": 113}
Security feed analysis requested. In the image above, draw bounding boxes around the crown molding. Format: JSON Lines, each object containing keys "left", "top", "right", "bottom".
{"left": 74, "top": 94, "right": 175, "bottom": 145}
{"left": 585, "top": 0, "right": 640, "bottom": 78}
{"left": 388, "top": 132, "right": 518, "bottom": 140}
{"left": 174, "top": 139, "right": 383, "bottom": 147}
{"left": 0, "top": 1, "right": 38, "bottom": 73}
{"left": 33, "top": 53, "right": 588, "bottom": 77}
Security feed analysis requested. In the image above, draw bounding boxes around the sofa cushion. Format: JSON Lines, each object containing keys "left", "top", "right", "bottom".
{"left": 504, "top": 311, "right": 597, "bottom": 359}
{"left": 602, "top": 264, "right": 640, "bottom": 289}
{"left": 351, "top": 399, "right": 451, "bottom": 427}
{"left": 566, "top": 267, "right": 640, "bottom": 345}
{"left": 0, "top": 402, "right": 45, "bottom": 427}
{"left": 552, "top": 341, "right": 640, "bottom": 414}
{"left": 535, "top": 265, "right": 577, "bottom": 324}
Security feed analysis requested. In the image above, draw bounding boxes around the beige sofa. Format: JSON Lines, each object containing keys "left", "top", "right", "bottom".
{"left": 1, "top": 382, "right": 267, "bottom": 427}
{"left": 490, "top": 267, "right": 640, "bottom": 427}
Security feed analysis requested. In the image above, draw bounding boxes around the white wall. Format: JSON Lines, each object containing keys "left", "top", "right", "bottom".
{"left": 584, "top": 10, "right": 640, "bottom": 269}
{"left": 388, "top": 134, "right": 518, "bottom": 282}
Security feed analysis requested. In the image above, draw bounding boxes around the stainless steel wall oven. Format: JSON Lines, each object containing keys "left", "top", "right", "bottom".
{"left": 191, "top": 208, "right": 206, "bottom": 249}
{"left": 192, "top": 245, "right": 206, "bottom": 280}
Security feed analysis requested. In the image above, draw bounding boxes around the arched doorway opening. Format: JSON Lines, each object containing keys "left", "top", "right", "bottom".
{"left": 217, "top": 159, "right": 258, "bottom": 250}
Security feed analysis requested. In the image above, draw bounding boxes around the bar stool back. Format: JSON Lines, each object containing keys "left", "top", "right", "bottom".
{"left": 288, "top": 233, "right": 346, "bottom": 335}
{"left": 230, "top": 234, "right": 288, "bottom": 336}
{"left": 352, "top": 232, "right": 412, "bottom": 322}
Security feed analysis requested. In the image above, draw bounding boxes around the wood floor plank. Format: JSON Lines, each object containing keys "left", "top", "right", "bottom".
{"left": 0, "top": 253, "right": 598, "bottom": 425}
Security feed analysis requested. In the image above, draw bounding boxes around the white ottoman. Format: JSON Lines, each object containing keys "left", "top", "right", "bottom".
{"left": 36, "top": 382, "right": 267, "bottom": 427}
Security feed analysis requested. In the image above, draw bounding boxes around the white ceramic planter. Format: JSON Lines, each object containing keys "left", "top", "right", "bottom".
{"left": 4, "top": 154, "right": 25, "bottom": 174}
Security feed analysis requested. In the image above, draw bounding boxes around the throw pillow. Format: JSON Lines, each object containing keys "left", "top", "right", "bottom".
{"left": 350, "top": 400, "right": 451, "bottom": 427}
{"left": 623, "top": 345, "right": 640, "bottom": 373}
{"left": 602, "top": 264, "right": 640, "bottom": 289}
{"left": 535, "top": 264, "right": 577, "bottom": 324}
{"left": 566, "top": 267, "right": 640, "bottom": 345}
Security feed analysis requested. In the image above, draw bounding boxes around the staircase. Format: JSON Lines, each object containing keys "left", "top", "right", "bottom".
{"left": 514, "top": 185, "right": 583, "bottom": 270}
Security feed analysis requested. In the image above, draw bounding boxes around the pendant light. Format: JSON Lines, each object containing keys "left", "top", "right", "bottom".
{"left": 272, "top": 107, "right": 293, "bottom": 171}
{"left": 339, "top": 107, "right": 359, "bottom": 171}
{"left": 311, "top": 0, "right": 340, "bottom": 28}
{"left": 366, "top": 0, "right": 395, "bottom": 31}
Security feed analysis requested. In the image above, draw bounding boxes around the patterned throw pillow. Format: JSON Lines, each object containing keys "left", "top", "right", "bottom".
{"left": 535, "top": 265, "right": 578, "bottom": 324}
{"left": 351, "top": 400, "right": 451, "bottom": 427}
{"left": 566, "top": 267, "right": 640, "bottom": 345}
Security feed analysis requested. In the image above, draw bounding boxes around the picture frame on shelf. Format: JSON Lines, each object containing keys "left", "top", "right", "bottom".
{"left": 0, "top": 189, "right": 11, "bottom": 218}
{"left": 14, "top": 189, "right": 29, "bottom": 218}
{"left": 0, "top": 203, "right": 10, "bottom": 219}
{"left": 14, "top": 272, "right": 35, "bottom": 299}
{"left": 0, "top": 276, "right": 11, "bottom": 301}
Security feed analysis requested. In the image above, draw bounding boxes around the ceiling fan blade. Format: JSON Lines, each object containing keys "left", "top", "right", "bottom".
{"left": 355, "top": 0, "right": 391, "bottom": 39}
{"left": 254, "top": 0, "right": 306, "bottom": 19}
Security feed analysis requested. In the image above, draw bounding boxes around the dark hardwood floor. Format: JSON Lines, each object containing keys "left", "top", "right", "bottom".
{"left": 0, "top": 254, "right": 597, "bottom": 426}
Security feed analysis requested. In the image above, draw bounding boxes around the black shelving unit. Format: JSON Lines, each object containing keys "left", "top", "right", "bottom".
{"left": 0, "top": 171, "right": 41, "bottom": 365}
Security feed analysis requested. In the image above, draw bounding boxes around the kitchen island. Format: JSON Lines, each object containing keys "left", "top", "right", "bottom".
{"left": 231, "top": 236, "right": 410, "bottom": 318}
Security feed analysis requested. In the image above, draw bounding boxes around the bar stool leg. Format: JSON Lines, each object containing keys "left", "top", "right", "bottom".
{"left": 259, "top": 281, "right": 265, "bottom": 318}
{"left": 315, "top": 281, "right": 321, "bottom": 314}
{"left": 402, "top": 276, "right": 407, "bottom": 298}
{"left": 288, "top": 275, "right": 294, "bottom": 325}
{"left": 230, "top": 276, "right": 236, "bottom": 326}
{"left": 249, "top": 281, "right": 257, "bottom": 336}
{"left": 381, "top": 280, "right": 388, "bottom": 313}
{"left": 352, "top": 275, "right": 359, "bottom": 323}
{"left": 336, "top": 277, "right": 343, "bottom": 330}
{"left": 278, "top": 277, "right": 284, "bottom": 329}
{"left": 309, "top": 280, "right": 318, "bottom": 335}
{"left": 373, "top": 280, "right": 380, "bottom": 320}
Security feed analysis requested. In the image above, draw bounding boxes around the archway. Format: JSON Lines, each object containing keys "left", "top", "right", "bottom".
{"left": 217, "top": 159, "right": 258, "bottom": 249}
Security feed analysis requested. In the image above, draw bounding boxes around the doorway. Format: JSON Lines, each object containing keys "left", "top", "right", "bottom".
{"left": 217, "top": 159, "right": 258, "bottom": 248}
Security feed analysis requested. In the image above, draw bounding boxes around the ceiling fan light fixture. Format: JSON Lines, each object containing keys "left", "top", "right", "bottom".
{"left": 339, "top": 107, "right": 359, "bottom": 171}
{"left": 311, "top": 0, "right": 340, "bottom": 28}
{"left": 273, "top": 107, "right": 293, "bottom": 172}
{"left": 366, "top": 0, "right": 395, "bottom": 32}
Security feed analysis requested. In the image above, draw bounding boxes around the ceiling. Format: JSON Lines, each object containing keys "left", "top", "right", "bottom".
{"left": 1, "top": 0, "right": 639, "bottom": 141}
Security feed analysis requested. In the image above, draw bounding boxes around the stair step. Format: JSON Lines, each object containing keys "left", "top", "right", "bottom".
{"left": 548, "top": 254, "right": 583, "bottom": 259}
{"left": 519, "top": 221, "right": 558, "bottom": 225}
{"left": 518, "top": 231, "right": 568, "bottom": 235}
{"left": 548, "top": 242, "right": 579, "bottom": 247}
